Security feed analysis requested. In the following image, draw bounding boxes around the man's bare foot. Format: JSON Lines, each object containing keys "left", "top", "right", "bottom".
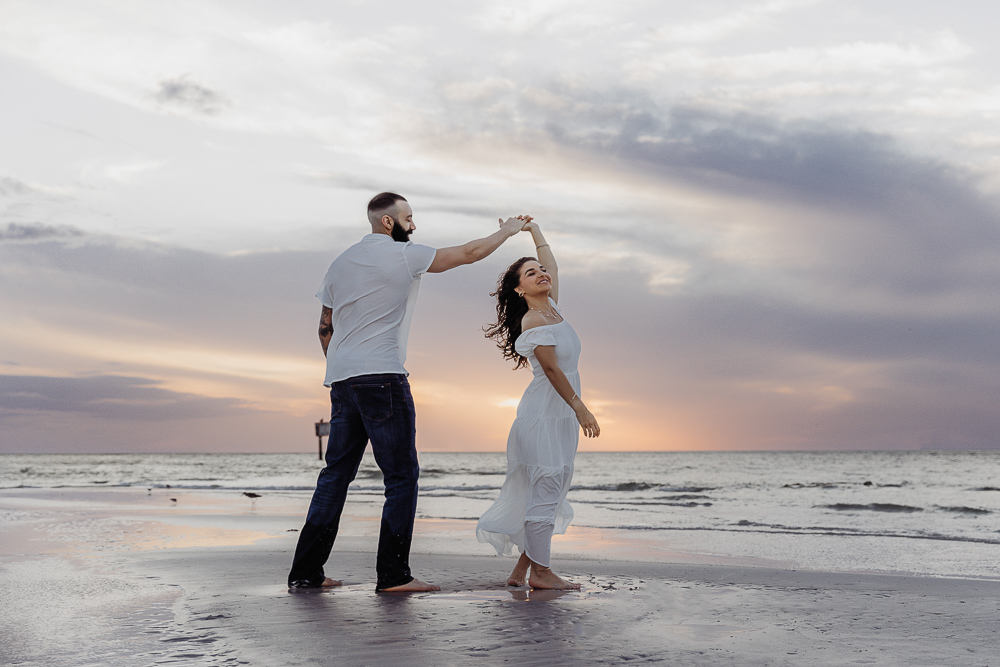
{"left": 507, "top": 552, "right": 530, "bottom": 586}
{"left": 528, "top": 566, "right": 581, "bottom": 590}
{"left": 378, "top": 578, "right": 441, "bottom": 593}
{"left": 288, "top": 576, "right": 342, "bottom": 592}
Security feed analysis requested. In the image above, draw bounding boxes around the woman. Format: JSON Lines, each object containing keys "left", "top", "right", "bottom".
{"left": 477, "top": 219, "right": 600, "bottom": 590}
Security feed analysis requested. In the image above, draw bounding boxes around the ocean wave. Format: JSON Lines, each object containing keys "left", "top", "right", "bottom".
{"left": 572, "top": 482, "right": 657, "bottom": 492}
{"left": 574, "top": 523, "right": 1000, "bottom": 545}
{"left": 419, "top": 468, "right": 504, "bottom": 476}
{"left": 936, "top": 506, "right": 991, "bottom": 515}
{"left": 783, "top": 481, "right": 908, "bottom": 489}
{"left": 571, "top": 483, "right": 715, "bottom": 493}
{"left": 735, "top": 520, "right": 867, "bottom": 534}
{"left": 343, "top": 484, "right": 501, "bottom": 495}
{"left": 820, "top": 503, "right": 923, "bottom": 513}
{"left": 573, "top": 499, "right": 712, "bottom": 508}
{"left": 658, "top": 486, "right": 716, "bottom": 493}
{"left": 419, "top": 485, "right": 500, "bottom": 493}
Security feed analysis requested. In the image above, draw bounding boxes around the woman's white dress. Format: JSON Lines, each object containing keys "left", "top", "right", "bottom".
{"left": 476, "top": 302, "right": 582, "bottom": 567}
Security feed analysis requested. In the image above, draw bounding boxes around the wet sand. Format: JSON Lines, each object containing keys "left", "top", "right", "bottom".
{"left": 2, "top": 488, "right": 999, "bottom": 666}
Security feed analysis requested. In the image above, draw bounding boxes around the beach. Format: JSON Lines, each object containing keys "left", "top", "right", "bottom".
{"left": 2, "top": 486, "right": 998, "bottom": 666}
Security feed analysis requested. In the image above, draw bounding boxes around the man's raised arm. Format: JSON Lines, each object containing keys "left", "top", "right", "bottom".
{"left": 426, "top": 216, "right": 526, "bottom": 273}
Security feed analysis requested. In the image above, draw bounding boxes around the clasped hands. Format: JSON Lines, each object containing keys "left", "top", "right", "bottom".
{"left": 498, "top": 214, "right": 536, "bottom": 236}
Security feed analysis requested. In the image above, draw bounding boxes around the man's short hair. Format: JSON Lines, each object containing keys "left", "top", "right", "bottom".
{"left": 367, "top": 192, "right": 407, "bottom": 224}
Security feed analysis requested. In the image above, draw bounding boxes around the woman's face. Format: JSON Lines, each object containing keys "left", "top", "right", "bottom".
{"left": 517, "top": 260, "right": 551, "bottom": 297}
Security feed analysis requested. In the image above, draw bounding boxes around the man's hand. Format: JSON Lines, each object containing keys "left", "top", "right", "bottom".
{"left": 427, "top": 215, "right": 530, "bottom": 273}
{"left": 499, "top": 215, "right": 527, "bottom": 237}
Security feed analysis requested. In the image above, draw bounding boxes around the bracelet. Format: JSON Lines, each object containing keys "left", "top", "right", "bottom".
{"left": 535, "top": 243, "right": 550, "bottom": 249}
{"left": 566, "top": 393, "right": 578, "bottom": 406}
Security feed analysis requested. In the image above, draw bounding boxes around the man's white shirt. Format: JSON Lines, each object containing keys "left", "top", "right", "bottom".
{"left": 316, "top": 234, "right": 436, "bottom": 385}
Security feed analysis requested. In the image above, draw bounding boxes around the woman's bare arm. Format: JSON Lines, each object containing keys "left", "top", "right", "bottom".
{"left": 533, "top": 344, "right": 600, "bottom": 438}
{"left": 524, "top": 222, "right": 558, "bottom": 303}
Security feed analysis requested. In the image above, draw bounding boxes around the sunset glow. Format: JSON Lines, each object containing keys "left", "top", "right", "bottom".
{"left": 3, "top": 1, "right": 1000, "bottom": 453}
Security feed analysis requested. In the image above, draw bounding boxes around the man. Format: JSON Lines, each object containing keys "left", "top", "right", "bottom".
{"left": 288, "top": 192, "right": 527, "bottom": 592}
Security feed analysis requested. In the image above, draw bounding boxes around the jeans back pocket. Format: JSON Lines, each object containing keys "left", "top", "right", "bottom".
{"left": 350, "top": 383, "right": 393, "bottom": 422}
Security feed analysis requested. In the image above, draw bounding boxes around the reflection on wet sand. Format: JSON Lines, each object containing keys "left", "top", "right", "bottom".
{"left": 508, "top": 588, "right": 573, "bottom": 602}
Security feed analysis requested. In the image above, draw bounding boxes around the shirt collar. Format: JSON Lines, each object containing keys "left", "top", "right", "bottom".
{"left": 363, "top": 233, "right": 410, "bottom": 246}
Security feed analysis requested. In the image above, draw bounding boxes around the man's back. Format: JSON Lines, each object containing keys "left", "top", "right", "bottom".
{"left": 317, "top": 234, "right": 436, "bottom": 385}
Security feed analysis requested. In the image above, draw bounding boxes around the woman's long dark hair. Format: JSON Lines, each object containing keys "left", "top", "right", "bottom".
{"left": 484, "top": 256, "right": 536, "bottom": 370}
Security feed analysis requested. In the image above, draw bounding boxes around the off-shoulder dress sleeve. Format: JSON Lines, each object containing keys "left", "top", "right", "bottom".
{"left": 515, "top": 326, "right": 558, "bottom": 357}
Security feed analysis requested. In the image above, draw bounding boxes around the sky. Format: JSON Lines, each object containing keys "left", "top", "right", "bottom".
{"left": 2, "top": 0, "right": 1000, "bottom": 453}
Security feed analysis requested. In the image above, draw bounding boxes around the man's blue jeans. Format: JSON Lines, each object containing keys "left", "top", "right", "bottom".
{"left": 288, "top": 374, "right": 419, "bottom": 591}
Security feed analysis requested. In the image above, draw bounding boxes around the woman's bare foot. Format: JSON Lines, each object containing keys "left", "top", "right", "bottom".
{"left": 507, "top": 552, "right": 531, "bottom": 586}
{"left": 528, "top": 566, "right": 581, "bottom": 590}
{"left": 320, "top": 577, "right": 342, "bottom": 587}
{"left": 378, "top": 577, "right": 441, "bottom": 593}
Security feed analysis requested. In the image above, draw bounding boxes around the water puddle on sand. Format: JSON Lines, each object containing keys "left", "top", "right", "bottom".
{"left": 408, "top": 587, "right": 611, "bottom": 602}
{"left": 1, "top": 556, "right": 244, "bottom": 667}
{"left": 279, "top": 584, "right": 611, "bottom": 602}
{"left": 663, "top": 622, "right": 762, "bottom": 641}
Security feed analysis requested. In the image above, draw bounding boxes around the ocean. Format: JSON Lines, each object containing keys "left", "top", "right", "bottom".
{"left": 3, "top": 450, "right": 1000, "bottom": 579}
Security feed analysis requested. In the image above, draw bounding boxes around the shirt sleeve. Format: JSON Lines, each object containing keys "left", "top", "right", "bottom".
{"left": 403, "top": 243, "right": 437, "bottom": 280}
{"left": 315, "top": 277, "right": 335, "bottom": 308}
{"left": 514, "top": 327, "right": 558, "bottom": 357}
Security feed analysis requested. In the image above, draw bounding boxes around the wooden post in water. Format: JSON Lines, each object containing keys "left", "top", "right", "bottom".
{"left": 314, "top": 419, "right": 331, "bottom": 461}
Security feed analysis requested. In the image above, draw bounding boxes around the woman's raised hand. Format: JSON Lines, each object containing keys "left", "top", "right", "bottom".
{"left": 516, "top": 214, "right": 535, "bottom": 232}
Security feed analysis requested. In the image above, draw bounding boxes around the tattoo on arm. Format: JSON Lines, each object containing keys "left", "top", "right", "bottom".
{"left": 319, "top": 306, "right": 333, "bottom": 337}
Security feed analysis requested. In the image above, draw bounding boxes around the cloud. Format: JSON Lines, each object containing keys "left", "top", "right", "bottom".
{"left": 0, "top": 176, "right": 71, "bottom": 200}
{"left": 427, "top": 79, "right": 1000, "bottom": 298}
{"left": 154, "top": 76, "right": 229, "bottom": 115}
{"left": 0, "top": 374, "right": 246, "bottom": 421}
{"left": 629, "top": 32, "right": 971, "bottom": 80}
{"left": 645, "top": 0, "right": 820, "bottom": 44}
{"left": 562, "top": 105, "right": 1000, "bottom": 289}
{"left": 0, "top": 222, "right": 83, "bottom": 242}
{"left": 297, "top": 169, "right": 457, "bottom": 200}
{"left": 102, "top": 160, "right": 166, "bottom": 183}
{"left": 0, "top": 177, "right": 35, "bottom": 197}
{"left": 3, "top": 1, "right": 1000, "bottom": 453}
{"left": 565, "top": 267, "right": 1000, "bottom": 450}
{"left": 0, "top": 232, "right": 336, "bottom": 355}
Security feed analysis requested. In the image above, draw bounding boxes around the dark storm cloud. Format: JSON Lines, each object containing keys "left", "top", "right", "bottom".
{"left": 154, "top": 76, "right": 229, "bottom": 115}
{"left": 0, "top": 222, "right": 83, "bottom": 242}
{"left": 0, "top": 374, "right": 245, "bottom": 420}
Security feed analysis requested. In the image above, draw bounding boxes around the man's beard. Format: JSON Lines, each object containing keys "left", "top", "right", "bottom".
{"left": 390, "top": 218, "right": 412, "bottom": 243}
